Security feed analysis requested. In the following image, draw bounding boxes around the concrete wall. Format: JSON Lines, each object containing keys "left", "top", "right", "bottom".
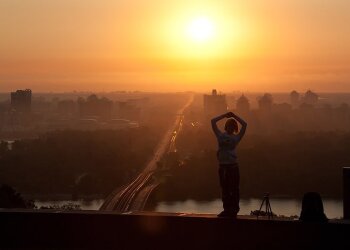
{"left": 0, "top": 210, "right": 349, "bottom": 249}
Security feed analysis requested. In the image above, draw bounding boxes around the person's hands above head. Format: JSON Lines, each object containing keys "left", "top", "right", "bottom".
{"left": 225, "top": 112, "right": 234, "bottom": 118}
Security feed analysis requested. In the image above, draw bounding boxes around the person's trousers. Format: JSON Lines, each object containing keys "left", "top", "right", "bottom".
{"left": 219, "top": 164, "right": 240, "bottom": 213}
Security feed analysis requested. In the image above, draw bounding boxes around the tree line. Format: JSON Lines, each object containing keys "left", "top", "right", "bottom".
{"left": 0, "top": 128, "right": 160, "bottom": 198}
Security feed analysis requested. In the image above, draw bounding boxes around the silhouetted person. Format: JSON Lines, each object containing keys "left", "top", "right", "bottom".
{"left": 211, "top": 112, "right": 247, "bottom": 218}
{"left": 299, "top": 192, "right": 328, "bottom": 222}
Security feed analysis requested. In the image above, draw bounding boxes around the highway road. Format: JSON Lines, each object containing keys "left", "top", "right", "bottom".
{"left": 100, "top": 95, "right": 193, "bottom": 212}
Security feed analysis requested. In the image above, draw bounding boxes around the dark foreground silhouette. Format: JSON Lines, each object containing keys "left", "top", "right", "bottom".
{"left": 0, "top": 209, "right": 349, "bottom": 250}
{"left": 299, "top": 192, "right": 328, "bottom": 222}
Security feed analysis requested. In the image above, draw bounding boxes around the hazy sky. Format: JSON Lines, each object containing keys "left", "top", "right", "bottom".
{"left": 1, "top": 0, "right": 350, "bottom": 92}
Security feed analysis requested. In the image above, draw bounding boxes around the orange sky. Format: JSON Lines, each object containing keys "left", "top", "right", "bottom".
{"left": 1, "top": 0, "right": 350, "bottom": 92}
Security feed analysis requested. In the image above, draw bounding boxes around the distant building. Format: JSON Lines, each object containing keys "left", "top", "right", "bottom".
{"left": 203, "top": 89, "right": 227, "bottom": 116}
{"left": 78, "top": 94, "right": 113, "bottom": 120}
{"left": 115, "top": 101, "right": 141, "bottom": 121}
{"left": 57, "top": 100, "right": 76, "bottom": 116}
{"left": 11, "top": 89, "right": 32, "bottom": 113}
{"left": 274, "top": 103, "right": 292, "bottom": 113}
{"left": 290, "top": 90, "right": 300, "bottom": 108}
{"left": 127, "top": 98, "right": 149, "bottom": 107}
{"left": 303, "top": 90, "right": 319, "bottom": 106}
{"left": 236, "top": 94, "right": 250, "bottom": 114}
{"left": 258, "top": 93, "right": 273, "bottom": 111}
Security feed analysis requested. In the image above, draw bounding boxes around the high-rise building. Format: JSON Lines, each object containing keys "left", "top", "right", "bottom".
{"left": 78, "top": 94, "right": 113, "bottom": 120}
{"left": 303, "top": 90, "right": 319, "bottom": 106}
{"left": 203, "top": 89, "right": 227, "bottom": 116}
{"left": 290, "top": 90, "right": 300, "bottom": 108}
{"left": 236, "top": 94, "right": 250, "bottom": 114}
{"left": 11, "top": 89, "right": 32, "bottom": 113}
{"left": 258, "top": 93, "right": 273, "bottom": 111}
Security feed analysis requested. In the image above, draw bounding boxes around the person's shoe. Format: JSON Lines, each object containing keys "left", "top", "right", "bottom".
{"left": 230, "top": 212, "right": 238, "bottom": 219}
{"left": 217, "top": 210, "right": 229, "bottom": 217}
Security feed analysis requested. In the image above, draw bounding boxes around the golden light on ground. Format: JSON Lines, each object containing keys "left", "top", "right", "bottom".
{"left": 187, "top": 17, "right": 215, "bottom": 42}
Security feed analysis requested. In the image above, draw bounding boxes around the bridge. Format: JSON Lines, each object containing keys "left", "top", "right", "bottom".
{"left": 100, "top": 95, "right": 193, "bottom": 212}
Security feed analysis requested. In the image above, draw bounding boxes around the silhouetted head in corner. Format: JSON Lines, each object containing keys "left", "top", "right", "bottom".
{"left": 224, "top": 118, "right": 238, "bottom": 135}
{"left": 299, "top": 192, "right": 328, "bottom": 222}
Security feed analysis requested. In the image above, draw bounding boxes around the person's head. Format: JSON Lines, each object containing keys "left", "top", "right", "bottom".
{"left": 225, "top": 118, "right": 238, "bottom": 134}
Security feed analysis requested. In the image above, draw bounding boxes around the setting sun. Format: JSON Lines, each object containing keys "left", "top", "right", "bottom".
{"left": 187, "top": 17, "right": 215, "bottom": 42}
{"left": 1, "top": 0, "right": 350, "bottom": 92}
{"left": 161, "top": 6, "right": 248, "bottom": 61}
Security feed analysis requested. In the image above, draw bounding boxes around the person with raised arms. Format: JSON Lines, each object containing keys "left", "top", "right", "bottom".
{"left": 211, "top": 112, "right": 247, "bottom": 218}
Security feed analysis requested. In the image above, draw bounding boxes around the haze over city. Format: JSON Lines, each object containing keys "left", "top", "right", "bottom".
{"left": 1, "top": 1, "right": 350, "bottom": 249}
{"left": 1, "top": 0, "right": 350, "bottom": 92}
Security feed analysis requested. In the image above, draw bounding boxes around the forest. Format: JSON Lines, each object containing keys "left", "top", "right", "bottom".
{"left": 0, "top": 128, "right": 160, "bottom": 198}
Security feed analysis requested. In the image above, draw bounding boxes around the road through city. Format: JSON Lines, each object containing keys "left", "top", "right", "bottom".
{"left": 100, "top": 95, "right": 193, "bottom": 212}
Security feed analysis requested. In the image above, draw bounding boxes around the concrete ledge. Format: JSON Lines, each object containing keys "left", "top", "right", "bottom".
{"left": 0, "top": 209, "right": 349, "bottom": 249}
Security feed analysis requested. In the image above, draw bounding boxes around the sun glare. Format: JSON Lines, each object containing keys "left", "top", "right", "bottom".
{"left": 187, "top": 17, "right": 215, "bottom": 42}
{"left": 164, "top": 9, "right": 246, "bottom": 59}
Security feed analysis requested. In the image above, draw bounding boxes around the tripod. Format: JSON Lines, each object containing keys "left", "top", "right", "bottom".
{"left": 257, "top": 193, "right": 274, "bottom": 219}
